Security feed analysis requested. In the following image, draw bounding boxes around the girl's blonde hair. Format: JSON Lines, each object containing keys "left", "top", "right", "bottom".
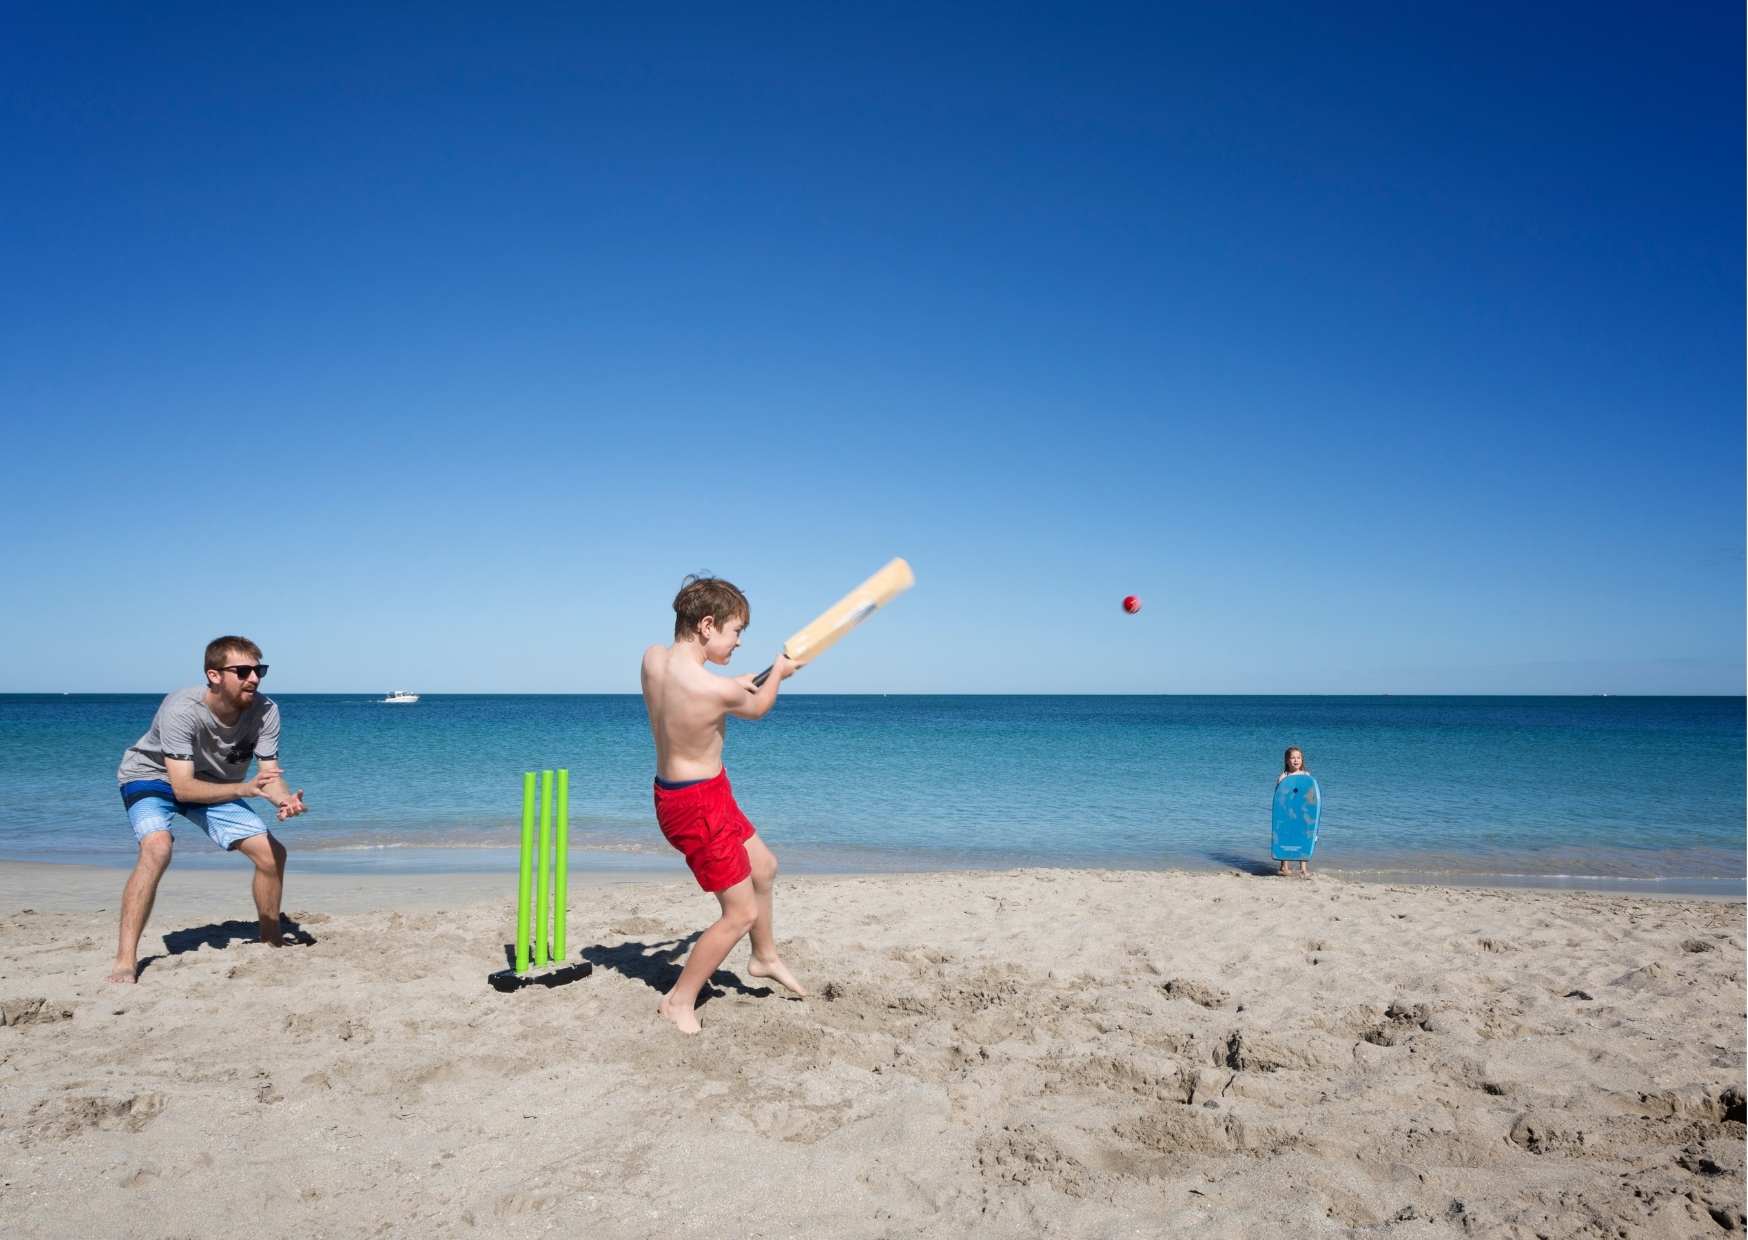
{"left": 1282, "top": 746, "right": 1306, "bottom": 774}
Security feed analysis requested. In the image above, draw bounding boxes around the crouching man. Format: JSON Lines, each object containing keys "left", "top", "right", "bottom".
{"left": 107, "top": 636, "right": 306, "bottom": 983}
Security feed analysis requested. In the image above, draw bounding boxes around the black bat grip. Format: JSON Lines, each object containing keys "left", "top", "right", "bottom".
{"left": 752, "top": 656, "right": 800, "bottom": 690}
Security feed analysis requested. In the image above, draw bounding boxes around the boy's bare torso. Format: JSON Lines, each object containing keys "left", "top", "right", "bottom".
{"left": 641, "top": 644, "right": 745, "bottom": 782}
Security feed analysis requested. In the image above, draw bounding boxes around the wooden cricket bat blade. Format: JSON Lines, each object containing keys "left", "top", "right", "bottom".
{"left": 751, "top": 558, "right": 915, "bottom": 688}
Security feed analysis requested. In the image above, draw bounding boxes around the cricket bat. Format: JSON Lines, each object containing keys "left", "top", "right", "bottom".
{"left": 750, "top": 558, "right": 916, "bottom": 688}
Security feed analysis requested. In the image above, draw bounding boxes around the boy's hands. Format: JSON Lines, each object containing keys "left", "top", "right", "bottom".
{"left": 275, "top": 789, "right": 308, "bottom": 821}
{"left": 740, "top": 653, "right": 800, "bottom": 693}
{"left": 730, "top": 652, "right": 798, "bottom": 719}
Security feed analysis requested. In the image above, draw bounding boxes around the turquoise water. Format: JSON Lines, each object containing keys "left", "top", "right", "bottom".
{"left": 0, "top": 694, "right": 1741, "bottom": 890}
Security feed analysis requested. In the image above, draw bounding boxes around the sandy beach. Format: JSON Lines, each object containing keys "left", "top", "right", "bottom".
{"left": 1, "top": 862, "right": 1741, "bottom": 1239}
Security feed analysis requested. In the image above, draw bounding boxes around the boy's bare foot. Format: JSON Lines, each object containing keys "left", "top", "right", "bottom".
{"left": 748, "top": 955, "right": 807, "bottom": 997}
{"left": 106, "top": 961, "right": 139, "bottom": 984}
{"left": 656, "top": 995, "right": 702, "bottom": 1035}
{"left": 1277, "top": 862, "right": 1290, "bottom": 877}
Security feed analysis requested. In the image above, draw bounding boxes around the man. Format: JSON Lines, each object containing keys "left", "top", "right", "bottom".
{"left": 107, "top": 636, "right": 307, "bottom": 983}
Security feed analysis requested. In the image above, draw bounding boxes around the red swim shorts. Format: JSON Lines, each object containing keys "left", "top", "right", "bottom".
{"left": 652, "top": 769, "right": 756, "bottom": 893}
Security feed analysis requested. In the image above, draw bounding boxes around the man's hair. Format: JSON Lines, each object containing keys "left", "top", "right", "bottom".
{"left": 205, "top": 635, "right": 263, "bottom": 671}
{"left": 673, "top": 576, "right": 749, "bottom": 640}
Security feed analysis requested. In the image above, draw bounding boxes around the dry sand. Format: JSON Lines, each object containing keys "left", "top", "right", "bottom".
{"left": 1, "top": 861, "right": 1742, "bottom": 1239}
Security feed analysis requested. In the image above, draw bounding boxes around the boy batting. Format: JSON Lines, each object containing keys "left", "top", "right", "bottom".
{"left": 641, "top": 576, "right": 804, "bottom": 1034}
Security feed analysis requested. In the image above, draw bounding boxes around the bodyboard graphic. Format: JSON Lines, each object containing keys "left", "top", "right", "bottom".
{"left": 1271, "top": 774, "right": 1321, "bottom": 861}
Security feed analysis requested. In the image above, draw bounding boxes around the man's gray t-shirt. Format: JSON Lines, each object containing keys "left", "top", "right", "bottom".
{"left": 116, "top": 688, "right": 281, "bottom": 786}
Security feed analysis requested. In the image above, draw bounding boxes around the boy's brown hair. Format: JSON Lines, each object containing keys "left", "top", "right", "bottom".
{"left": 205, "top": 635, "right": 263, "bottom": 671}
{"left": 673, "top": 576, "right": 750, "bottom": 640}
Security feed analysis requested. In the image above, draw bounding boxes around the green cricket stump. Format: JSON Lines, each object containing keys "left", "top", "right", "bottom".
{"left": 489, "top": 767, "right": 590, "bottom": 992}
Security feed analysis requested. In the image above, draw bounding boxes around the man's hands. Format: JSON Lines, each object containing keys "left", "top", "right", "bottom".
{"left": 165, "top": 759, "right": 306, "bottom": 816}
{"left": 252, "top": 767, "right": 307, "bottom": 821}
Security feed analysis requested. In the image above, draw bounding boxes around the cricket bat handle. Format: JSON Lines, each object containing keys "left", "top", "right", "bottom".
{"left": 750, "top": 662, "right": 788, "bottom": 690}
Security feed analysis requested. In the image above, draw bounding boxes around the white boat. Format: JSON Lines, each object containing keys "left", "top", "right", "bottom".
{"left": 382, "top": 690, "right": 420, "bottom": 704}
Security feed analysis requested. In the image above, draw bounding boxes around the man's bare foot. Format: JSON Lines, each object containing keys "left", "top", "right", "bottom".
{"left": 105, "top": 962, "right": 139, "bottom": 984}
{"left": 656, "top": 995, "right": 701, "bottom": 1035}
{"left": 747, "top": 955, "right": 807, "bottom": 997}
{"left": 259, "top": 916, "right": 286, "bottom": 946}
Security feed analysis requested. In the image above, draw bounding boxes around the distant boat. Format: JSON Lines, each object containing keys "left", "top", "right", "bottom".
{"left": 382, "top": 690, "right": 420, "bottom": 704}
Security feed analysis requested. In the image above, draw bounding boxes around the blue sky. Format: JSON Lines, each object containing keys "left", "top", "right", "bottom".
{"left": 1, "top": 4, "right": 1740, "bottom": 694}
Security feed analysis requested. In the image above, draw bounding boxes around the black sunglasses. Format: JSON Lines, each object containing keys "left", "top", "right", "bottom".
{"left": 221, "top": 664, "right": 269, "bottom": 680}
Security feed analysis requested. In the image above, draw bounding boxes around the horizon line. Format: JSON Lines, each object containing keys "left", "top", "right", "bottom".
{"left": 5, "top": 690, "right": 1744, "bottom": 699}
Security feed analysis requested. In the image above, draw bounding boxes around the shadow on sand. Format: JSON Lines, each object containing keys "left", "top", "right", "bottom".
{"left": 133, "top": 915, "right": 316, "bottom": 977}
{"left": 1203, "top": 851, "right": 1280, "bottom": 877}
{"left": 579, "top": 935, "right": 773, "bottom": 1008}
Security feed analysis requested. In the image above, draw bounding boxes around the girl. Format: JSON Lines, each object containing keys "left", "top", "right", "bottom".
{"left": 1276, "top": 746, "right": 1311, "bottom": 877}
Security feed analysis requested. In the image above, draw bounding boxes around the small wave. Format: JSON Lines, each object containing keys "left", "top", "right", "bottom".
{"left": 1331, "top": 865, "right": 1743, "bottom": 883}
{"left": 294, "top": 835, "right": 663, "bottom": 856}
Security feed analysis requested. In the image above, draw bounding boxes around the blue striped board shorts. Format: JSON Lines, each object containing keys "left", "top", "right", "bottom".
{"left": 120, "top": 780, "right": 268, "bottom": 850}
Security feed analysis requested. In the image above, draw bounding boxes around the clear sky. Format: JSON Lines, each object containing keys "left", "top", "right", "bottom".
{"left": 1, "top": 4, "right": 1740, "bottom": 694}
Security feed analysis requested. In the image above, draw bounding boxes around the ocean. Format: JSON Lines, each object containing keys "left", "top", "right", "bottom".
{"left": 1, "top": 694, "right": 1741, "bottom": 893}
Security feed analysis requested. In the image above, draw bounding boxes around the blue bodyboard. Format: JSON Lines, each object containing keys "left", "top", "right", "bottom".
{"left": 1271, "top": 774, "right": 1321, "bottom": 861}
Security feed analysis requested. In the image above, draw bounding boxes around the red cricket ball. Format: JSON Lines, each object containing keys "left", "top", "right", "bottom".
{"left": 1122, "top": 595, "right": 1142, "bottom": 615}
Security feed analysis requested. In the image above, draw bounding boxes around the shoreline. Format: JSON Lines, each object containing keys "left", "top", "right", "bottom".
{"left": 4, "top": 850, "right": 1741, "bottom": 905}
